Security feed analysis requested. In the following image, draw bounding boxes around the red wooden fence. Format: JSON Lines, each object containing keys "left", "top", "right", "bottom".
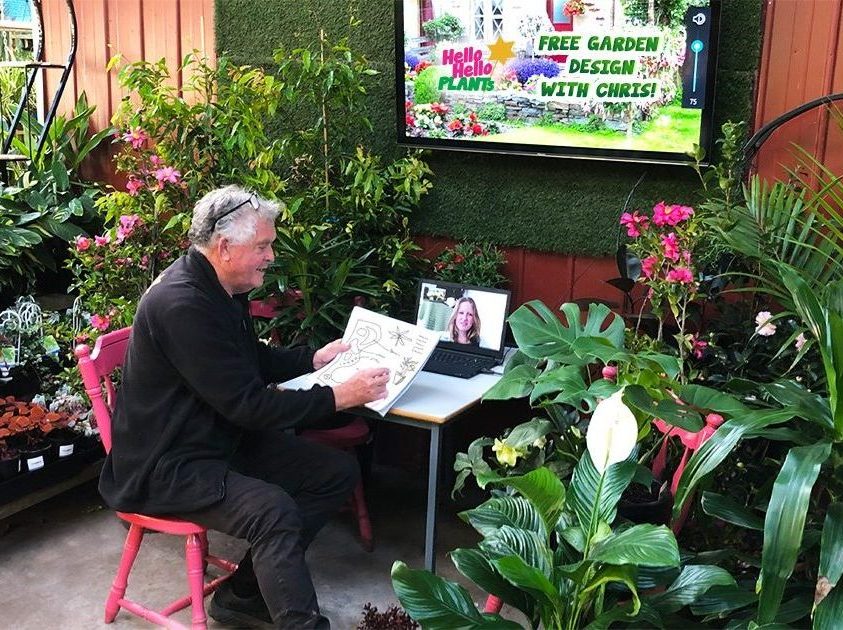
{"left": 35, "top": 0, "right": 843, "bottom": 309}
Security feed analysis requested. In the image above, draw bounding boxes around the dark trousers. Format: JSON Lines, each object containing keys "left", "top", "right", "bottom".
{"left": 177, "top": 430, "right": 359, "bottom": 629}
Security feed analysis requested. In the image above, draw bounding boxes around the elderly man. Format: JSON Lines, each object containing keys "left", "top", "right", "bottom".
{"left": 99, "top": 185, "right": 389, "bottom": 629}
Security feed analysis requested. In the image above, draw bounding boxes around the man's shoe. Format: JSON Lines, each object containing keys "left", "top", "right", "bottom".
{"left": 209, "top": 581, "right": 273, "bottom": 628}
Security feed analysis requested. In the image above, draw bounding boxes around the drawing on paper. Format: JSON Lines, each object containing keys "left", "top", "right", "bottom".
{"left": 306, "top": 307, "right": 441, "bottom": 415}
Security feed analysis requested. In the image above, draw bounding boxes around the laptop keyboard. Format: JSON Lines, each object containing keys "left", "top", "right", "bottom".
{"left": 423, "top": 349, "right": 497, "bottom": 378}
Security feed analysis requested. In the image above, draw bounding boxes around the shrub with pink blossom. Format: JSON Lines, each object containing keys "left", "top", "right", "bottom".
{"left": 621, "top": 200, "right": 703, "bottom": 377}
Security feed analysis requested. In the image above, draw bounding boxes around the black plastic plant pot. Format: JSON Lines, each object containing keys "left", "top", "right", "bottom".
{"left": 47, "top": 428, "right": 82, "bottom": 460}
{"left": 618, "top": 481, "right": 673, "bottom": 526}
{"left": 0, "top": 452, "right": 20, "bottom": 480}
{"left": 19, "top": 441, "right": 53, "bottom": 472}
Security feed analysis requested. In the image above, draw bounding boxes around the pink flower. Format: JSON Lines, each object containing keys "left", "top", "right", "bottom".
{"left": 795, "top": 332, "right": 808, "bottom": 350}
{"left": 149, "top": 154, "right": 162, "bottom": 167}
{"left": 661, "top": 233, "right": 681, "bottom": 261}
{"left": 690, "top": 334, "right": 708, "bottom": 358}
{"left": 619, "top": 211, "right": 649, "bottom": 238}
{"left": 154, "top": 166, "right": 181, "bottom": 189}
{"left": 122, "top": 127, "right": 148, "bottom": 149}
{"left": 405, "top": 113, "right": 415, "bottom": 126}
{"left": 755, "top": 311, "right": 777, "bottom": 337}
{"left": 601, "top": 365, "right": 617, "bottom": 381}
{"left": 430, "top": 102, "right": 450, "bottom": 115}
{"left": 94, "top": 234, "right": 110, "bottom": 247}
{"left": 90, "top": 314, "right": 110, "bottom": 331}
{"left": 652, "top": 201, "right": 695, "bottom": 227}
{"left": 666, "top": 266, "right": 694, "bottom": 284}
{"left": 75, "top": 236, "right": 91, "bottom": 251}
{"left": 139, "top": 254, "right": 150, "bottom": 270}
{"left": 125, "top": 176, "right": 144, "bottom": 196}
{"left": 641, "top": 255, "right": 659, "bottom": 278}
{"left": 116, "top": 214, "right": 142, "bottom": 243}
{"left": 447, "top": 119, "right": 463, "bottom": 132}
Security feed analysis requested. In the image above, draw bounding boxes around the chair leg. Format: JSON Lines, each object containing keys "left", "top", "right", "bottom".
{"left": 351, "top": 481, "right": 374, "bottom": 552}
{"left": 484, "top": 595, "right": 503, "bottom": 614}
{"left": 199, "top": 531, "right": 209, "bottom": 574}
{"left": 105, "top": 523, "right": 145, "bottom": 623}
{"left": 186, "top": 533, "right": 208, "bottom": 630}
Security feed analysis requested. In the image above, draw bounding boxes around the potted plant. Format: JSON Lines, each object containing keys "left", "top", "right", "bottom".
{"left": 0, "top": 442, "right": 20, "bottom": 480}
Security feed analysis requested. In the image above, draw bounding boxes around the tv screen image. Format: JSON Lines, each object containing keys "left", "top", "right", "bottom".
{"left": 397, "top": 0, "right": 720, "bottom": 164}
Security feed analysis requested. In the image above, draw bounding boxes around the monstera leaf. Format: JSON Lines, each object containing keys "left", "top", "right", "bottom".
{"left": 508, "top": 300, "right": 625, "bottom": 364}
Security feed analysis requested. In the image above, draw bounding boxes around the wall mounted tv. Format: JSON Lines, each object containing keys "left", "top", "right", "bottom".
{"left": 396, "top": 0, "right": 721, "bottom": 165}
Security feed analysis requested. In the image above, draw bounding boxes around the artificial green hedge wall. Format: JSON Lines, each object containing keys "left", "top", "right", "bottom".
{"left": 216, "top": 0, "right": 762, "bottom": 256}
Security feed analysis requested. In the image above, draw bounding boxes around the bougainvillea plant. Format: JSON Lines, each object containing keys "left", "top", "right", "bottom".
{"left": 621, "top": 201, "right": 703, "bottom": 376}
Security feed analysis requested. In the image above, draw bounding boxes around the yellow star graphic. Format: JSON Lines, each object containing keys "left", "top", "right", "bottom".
{"left": 487, "top": 35, "right": 515, "bottom": 66}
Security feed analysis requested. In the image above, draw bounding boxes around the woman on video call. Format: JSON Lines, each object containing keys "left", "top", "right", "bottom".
{"left": 444, "top": 297, "right": 481, "bottom": 345}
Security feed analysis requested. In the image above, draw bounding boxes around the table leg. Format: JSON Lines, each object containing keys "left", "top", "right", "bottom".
{"left": 424, "top": 424, "right": 442, "bottom": 573}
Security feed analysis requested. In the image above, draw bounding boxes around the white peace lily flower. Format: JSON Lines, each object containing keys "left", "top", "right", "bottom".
{"left": 586, "top": 390, "right": 638, "bottom": 473}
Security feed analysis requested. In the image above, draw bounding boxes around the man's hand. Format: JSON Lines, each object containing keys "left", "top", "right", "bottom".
{"left": 313, "top": 339, "right": 350, "bottom": 370}
{"left": 333, "top": 368, "right": 390, "bottom": 411}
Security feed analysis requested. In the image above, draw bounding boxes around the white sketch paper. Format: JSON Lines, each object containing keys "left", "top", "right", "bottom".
{"left": 304, "top": 307, "right": 440, "bottom": 415}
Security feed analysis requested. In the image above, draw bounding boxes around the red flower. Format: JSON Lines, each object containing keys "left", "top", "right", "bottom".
{"left": 433, "top": 261, "right": 446, "bottom": 272}
{"left": 453, "top": 254, "right": 464, "bottom": 264}
{"left": 406, "top": 113, "right": 416, "bottom": 126}
{"left": 471, "top": 123, "right": 484, "bottom": 135}
{"left": 447, "top": 119, "right": 463, "bottom": 131}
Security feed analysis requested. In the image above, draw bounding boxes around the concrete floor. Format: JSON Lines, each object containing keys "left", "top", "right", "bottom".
{"left": 0, "top": 465, "right": 501, "bottom": 630}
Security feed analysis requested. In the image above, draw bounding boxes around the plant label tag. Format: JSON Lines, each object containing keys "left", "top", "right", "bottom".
{"left": 26, "top": 455, "right": 44, "bottom": 471}
{"left": 59, "top": 444, "right": 74, "bottom": 457}
{"left": 42, "top": 335, "right": 60, "bottom": 357}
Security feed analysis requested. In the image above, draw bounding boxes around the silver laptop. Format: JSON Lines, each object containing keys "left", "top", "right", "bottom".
{"left": 415, "top": 279, "right": 511, "bottom": 379}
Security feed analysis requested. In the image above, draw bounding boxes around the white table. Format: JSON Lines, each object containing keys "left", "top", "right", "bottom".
{"left": 376, "top": 369, "right": 504, "bottom": 573}
{"left": 285, "top": 367, "right": 505, "bottom": 573}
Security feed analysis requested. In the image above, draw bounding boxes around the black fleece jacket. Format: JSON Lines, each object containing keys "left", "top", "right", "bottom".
{"left": 98, "top": 247, "right": 336, "bottom": 514}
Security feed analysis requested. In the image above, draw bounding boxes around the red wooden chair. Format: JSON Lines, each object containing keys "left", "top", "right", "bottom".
{"left": 75, "top": 327, "right": 237, "bottom": 629}
{"left": 249, "top": 299, "right": 375, "bottom": 552}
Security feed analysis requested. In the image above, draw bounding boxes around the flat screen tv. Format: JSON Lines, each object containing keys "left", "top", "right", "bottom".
{"left": 396, "top": 0, "right": 721, "bottom": 165}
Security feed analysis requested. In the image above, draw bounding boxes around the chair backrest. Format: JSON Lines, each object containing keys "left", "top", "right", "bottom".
{"left": 74, "top": 326, "right": 132, "bottom": 453}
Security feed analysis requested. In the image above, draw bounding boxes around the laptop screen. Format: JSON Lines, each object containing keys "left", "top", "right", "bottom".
{"left": 415, "top": 279, "right": 511, "bottom": 358}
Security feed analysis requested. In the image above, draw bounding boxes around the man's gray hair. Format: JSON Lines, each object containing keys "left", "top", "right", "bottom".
{"left": 188, "top": 185, "right": 280, "bottom": 249}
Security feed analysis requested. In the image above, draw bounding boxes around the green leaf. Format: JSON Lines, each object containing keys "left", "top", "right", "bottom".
{"left": 507, "top": 300, "right": 623, "bottom": 362}
{"left": 391, "top": 561, "right": 521, "bottom": 629}
{"left": 814, "top": 585, "right": 843, "bottom": 630}
{"left": 462, "top": 496, "right": 546, "bottom": 539}
{"left": 589, "top": 524, "right": 680, "bottom": 567}
{"left": 569, "top": 453, "right": 636, "bottom": 538}
{"left": 50, "top": 160, "right": 70, "bottom": 191}
{"left": 503, "top": 418, "right": 553, "bottom": 450}
{"left": 701, "top": 492, "right": 765, "bottom": 530}
{"left": 493, "top": 554, "right": 564, "bottom": 612}
{"left": 450, "top": 548, "right": 534, "bottom": 620}
{"left": 677, "top": 384, "right": 750, "bottom": 416}
{"left": 488, "top": 467, "right": 565, "bottom": 537}
{"left": 648, "top": 565, "right": 735, "bottom": 614}
{"left": 673, "top": 408, "right": 798, "bottom": 519}
{"left": 623, "top": 385, "right": 703, "bottom": 432}
{"left": 757, "top": 442, "right": 831, "bottom": 624}
{"left": 689, "top": 584, "right": 757, "bottom": 616}
{"left": 482, "top": 364, "right": 539, "bottom": 401}
{"left": 819, "top": 503, "right": 843, "bottom": 587}
{"left": 585, "top": 600, "right": 663, "bottom": 629}
{"left": 479, "top": 526, "right": 553, "bottom": 577}
{"left": 580, "top": 564, "right": 639, "bottom": 614}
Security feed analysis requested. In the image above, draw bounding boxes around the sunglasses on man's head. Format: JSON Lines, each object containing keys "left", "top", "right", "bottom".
{"left": 211, "top": 193, "right": 259, "bottom": 232}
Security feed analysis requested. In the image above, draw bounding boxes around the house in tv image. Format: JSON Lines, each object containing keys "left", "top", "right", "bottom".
{"left": 401, "top": 0, "right": 712, "bottom": 157}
